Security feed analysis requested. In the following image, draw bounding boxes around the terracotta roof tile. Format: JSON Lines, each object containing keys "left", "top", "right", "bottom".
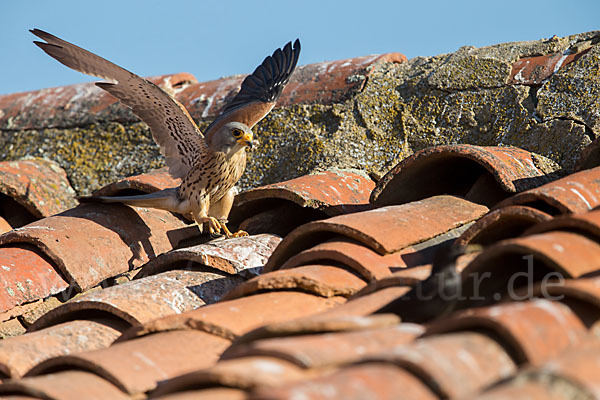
{"left": 0, "top": 203, "right": 197, "bottom": 292}
{"left": 29, "top": 270, "right": 236, "bottom": 331}
{"left": 370, "top": 145, "right": 553, "bottom": 207}
{"left": 0, "top": 159, "right": 77, "bottom": 228}
{"left": 0, "top": 73, "right": 197, "bottom": 131}
{"left": 363, "top": 331, "right": 517, "bottom": 399}
{"left": 509, "top": 47, "right": 592, "bottom": 85}
{"left": 0, "top": 370, "right": 129, "bottom": 399}
{"left": 229, "top": 169, "right": 375, "bottom": 236}
{"left": 525, "top": 207, "right": 600, "bottom": 238}
{"left": 456, "top": 205, "right": 553, "bottom": 246}
{"left": 222, "top": 265, "right": 367, "bottom": 300}
{"left": 0, "top": 246, "right": 68, "bottom": 314}
{"left": 135, "top": 234, "right": 281, "bottom": 279}
{"left": 177, "top": 53, "right": 406, "bottom": 121}
{"left": 250, "top": 363, "right": 437, "bottom": 400}
{"left": 91, "top": 167, "right": 180, "bottom": 197}
{"left": 475, "top": 380, "right": 576, "bottom": 400}
{"left": 427, "top": 299, "right": 589, "bottom": 366}
{"left": 123, "top": 291, "right": 346, "bottom": 342}
{"left": 315, "top": 286, "right": 411, "bottom": 319}
{"left": 264, "top": 195, "right": 488, "bottom": 272}
{"left": 26, "top": 329, "right": 230, "bottom": 396}
{"left": 155, "top": 387, "right": 247, "bottom": 400}
{"left": 495, "top": 166, "right": 600, "bottom": 214}
{"left": 223, "top": 323, "right": 422, "bottom": 369}
{"left": 0, "top": 320, "right": 121, "bottom": 379}
{"left": 0, "top": 216, "right": 11, "bottom": 235}
{"left": 461, "top": 231, "right": 600, "bottom": 304}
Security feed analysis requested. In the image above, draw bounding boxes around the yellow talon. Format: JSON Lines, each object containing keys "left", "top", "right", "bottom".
{"left": 219, "top": 221, "right": 249, "bottom": 238}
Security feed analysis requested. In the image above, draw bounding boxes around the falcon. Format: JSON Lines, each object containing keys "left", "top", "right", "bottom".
{"left": 31, "top": 29, "right": 300, "bottom": 237}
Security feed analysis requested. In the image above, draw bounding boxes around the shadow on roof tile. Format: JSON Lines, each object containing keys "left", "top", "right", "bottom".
{"left": 0, "top": 320, "right": 121, "bottom": 379}
{"left": 458, "top": 231, "right": 600, "bottom": 306}
{"left": 426, "top": 299, "right": 589, "bottom": 366}
{"left": 0, "top": 159, "right": 77, "bottom": 229}
{"left": 0, "top": 203, "right": 198, "bottom": 292}
{"left": 0, "top": 369, "right": 129, "bottom": 399}
{"left": 29, "top": 270, "right": 238, "bottom": 331}
{"left": 134, "top": 234, "right": 281, "bottom": 280}
{"left": 495, "top": 166, "right": 600, "bottom": 214}
{"left": 91, "top": 167, "right": 180, "bottom": 197}
{"left": 371, "top": 145, "right": 555, "bottom": 208}
{"left": 456, "top": 205, "right": 553, "bottom": 246}
{"left": 229, "top": 169, "right": 375, "bottom": 237}
{"left": 249, "top": 363, "right": 437, "bottom": 400}
{"left": 264, "top": 195, "right": 488, "bottom": 273}
{"left": 26, "top": 329, "right": 228, "bottom": 396}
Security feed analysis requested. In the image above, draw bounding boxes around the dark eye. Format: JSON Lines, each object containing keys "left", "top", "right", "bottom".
{"left": 232, "top": 128, "right": 243, "bottom": 138}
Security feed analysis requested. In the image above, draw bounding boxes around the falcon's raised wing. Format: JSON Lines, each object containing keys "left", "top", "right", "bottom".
{"left": 31, "top": 28, "right": 207, "bottom": 180}
{"left": 204, "top": 39, "right": 301, "bottom": 145}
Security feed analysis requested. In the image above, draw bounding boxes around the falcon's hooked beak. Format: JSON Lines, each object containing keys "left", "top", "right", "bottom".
{"left": 237, "top": 132, "right": 254, "bottom": 149}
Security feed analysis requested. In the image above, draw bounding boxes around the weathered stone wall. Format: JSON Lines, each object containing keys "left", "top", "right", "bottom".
{"left": 1, "top": 31, "right": 598, "bottom": 195}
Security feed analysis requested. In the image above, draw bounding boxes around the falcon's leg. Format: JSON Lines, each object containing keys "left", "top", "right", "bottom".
{"left": 209, "top": 188, "right": 248, "bottom": 238}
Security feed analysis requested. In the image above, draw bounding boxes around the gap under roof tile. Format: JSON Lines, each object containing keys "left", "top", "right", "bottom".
{"left": 0, "top": 369, "right": 130, "bottom": 400}
{"left": 30, "top": 269, "right": 237, "bottom": 331}
{"left": 370, "top": 145, "right": 554, "bottom": 208}
{"left": 91, "top": 167, "right": 180, "bottom": 197}
{"left": 0, "top": 320, "right": 122, "bottom": 379}
{"left": 221, "top": 264, "right": 367, "bottom": 300}
{"left": 229, "top": 169, "right": 375, "bottom": 236}
{"left": 427, "top": 299, "right": 589, "bottom": 366}
{"left": 26, "top": 329, "right": 231, "bottom": 396}
{"left": 121, "top": 291, "right": 346, "bottom": 342}
{"left": 460, "top": 231, "right": 600, "bottom": 304}
{"left": 0, "top": 246, "right": 68, "bottom": 314}
{"left": 456, "top": 205, "right": 553, "bottom": 246}
{"left": 0, "top": 203, "right": 198, "bottom": 292}
{"left": 495, "top": 166, "right": 600, "bottom": 214}
{"left": 249, "top": 362, "right": 437, "bottom": 400}
{"left": 0, "top": 159, "right": 77, "bottom": 229}
{"left": 0, "top": 73, "right": 197, "bottom": 131}
{"left": 135, "top": 233, "right": 281, "bottom": 279}
{"left": 264, "top": 195, "right": 488, "bottom": 272}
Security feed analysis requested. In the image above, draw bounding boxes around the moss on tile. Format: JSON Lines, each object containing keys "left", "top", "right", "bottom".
{"left": 1, "top": 31, "right": 599, "bottom": 194}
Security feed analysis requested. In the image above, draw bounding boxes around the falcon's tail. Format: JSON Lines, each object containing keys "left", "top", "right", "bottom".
{"left": 79, "top": 188, "right": 184, "bottom": 212}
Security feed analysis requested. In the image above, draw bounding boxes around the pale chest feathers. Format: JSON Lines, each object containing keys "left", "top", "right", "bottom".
{"left": 179, "top": 151, "right": 247, "bottom": 203}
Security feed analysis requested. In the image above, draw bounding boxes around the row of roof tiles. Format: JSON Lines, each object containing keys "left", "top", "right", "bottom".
{"left": 0, "top": 139, "right": 599, "bottom": 398}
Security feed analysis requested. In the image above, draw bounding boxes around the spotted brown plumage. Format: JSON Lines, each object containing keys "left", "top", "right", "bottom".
{"left": 31, "top": 29, "right": 300, "bottom": 237}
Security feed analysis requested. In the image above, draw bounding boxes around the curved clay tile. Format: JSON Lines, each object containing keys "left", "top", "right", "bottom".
{"left": 228, "top": 169, "right": 375, "bottom": 236}
{"left": 460, "top": 231, "right": 600, "bottom": 305}
{"left": 0, "top": 369, "right": 129, "bottom": 399}
{"left": 426, "top": 299, "right": 589, "bottom": 366}
{"left": 0, "top": 203, "right": 198, "bottom": 292}
{"left": 495, "top": 166, "right": 600, "bottom": 215}
{"left": 371, "top": 145, "right": 554, "bottom": 208}
{"left": 0, "top": 159, "right": 77, "bottom": 228}
{"left": 525, "top": 207, "right": 600, "bottom": 238}
{"left": 26, "top": 329, "right": 231, "bottom": 396}
{"left": 134, "top": 234, "right": 280, "bottom": 279}
{"left": 0, "top": 73, "right": 197, "bottom": 131}
{"left": 264, "top": 195, "right": 488, "bottom": 272}
{"left": 91, "top": 167, "right": 180, "bottom": 197}
{"left": 456, "top": 205, "right": 553, "bottom": 246}
{"left": 0, "top": 320, "right": 121, "bottom": 379}
{"left": 29, "top": 270, "right": 233, "bottom": 331}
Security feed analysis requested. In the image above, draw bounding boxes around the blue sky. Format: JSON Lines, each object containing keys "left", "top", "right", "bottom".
{"left": 1, "top": 0, "right": 598, "bottom": 95}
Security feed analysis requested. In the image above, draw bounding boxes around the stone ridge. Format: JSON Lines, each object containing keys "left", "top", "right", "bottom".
{"left": 0, "top": 31, "right": 599, "bottom": 195}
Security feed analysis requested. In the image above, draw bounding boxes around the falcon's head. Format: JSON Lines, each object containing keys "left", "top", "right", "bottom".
{"left": 212, "top": 122, "right": 254, "bottom": 155}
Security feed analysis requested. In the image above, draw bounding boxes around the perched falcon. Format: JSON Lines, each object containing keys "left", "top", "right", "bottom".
{"left": 31, "top": 29, "right": 300, "bottom": 237}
